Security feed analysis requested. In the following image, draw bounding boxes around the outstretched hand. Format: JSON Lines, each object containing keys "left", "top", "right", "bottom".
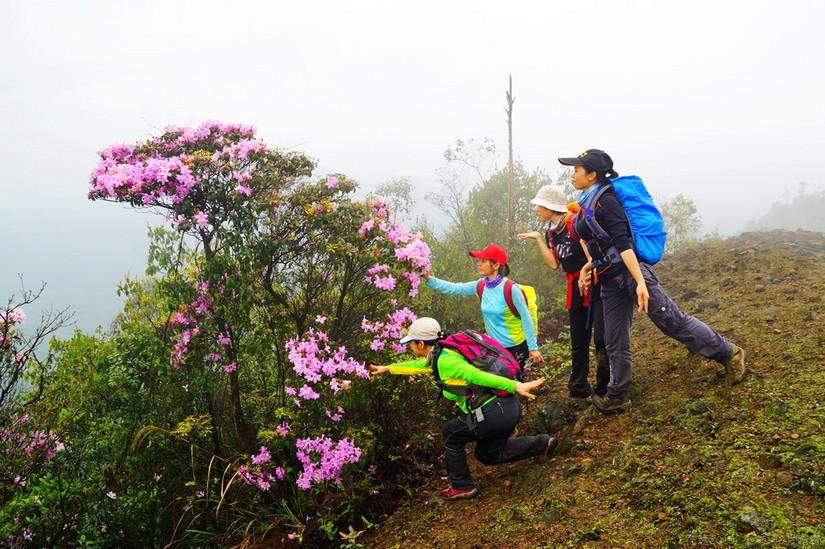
{"left": 369, "top": 365, "right": 389, "bottom": 376}
{"left": 517, "top": 231, "right": 541, "bottom": 241}
{"left": 515, "top": 377, "right": 545, "bottom": 400}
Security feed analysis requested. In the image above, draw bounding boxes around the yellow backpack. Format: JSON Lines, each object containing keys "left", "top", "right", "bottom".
{"left": 475, "top": 279, "right": 539, "bottom": 334}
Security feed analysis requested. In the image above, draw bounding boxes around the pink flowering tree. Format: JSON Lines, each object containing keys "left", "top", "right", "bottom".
{"left": 90, "top": 122, "right": 434, "bottom": 541}
{"left": 1, "top": 280, "right": 73, "bottom": 417}
{"left": 0, "top": 281, "right": 70, "bottom": 510}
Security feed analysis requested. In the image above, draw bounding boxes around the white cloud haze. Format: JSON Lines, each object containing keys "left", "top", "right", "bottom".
{"left": 2, "top": 0, "right": 824, "bottom": 330}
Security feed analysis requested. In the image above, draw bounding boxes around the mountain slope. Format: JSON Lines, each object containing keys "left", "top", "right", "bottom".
{"left": 366, "top": 230, "right": 825, "bottom": 548}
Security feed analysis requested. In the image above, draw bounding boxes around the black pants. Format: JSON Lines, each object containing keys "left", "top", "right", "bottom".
{"left": 568, "top": 285, "right": 609, "bottom": 397}
{"left": 506, "top": 341, "right": 529, "bottom": 370}
{"left": 442, "top": 396, "right": 546, "bottom": 489}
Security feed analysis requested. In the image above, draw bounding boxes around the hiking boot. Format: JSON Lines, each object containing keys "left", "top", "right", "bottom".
{"left": 438, "top": 485, "right": 478, "bottom": 501}
{"left": 723, "top": 345, "right": 746, "bottom": 384}
{"left": 568, "top": 390, "right": 592, "bottom": 400}
{"left": 590, "top": 393, "right": 631, "bottom": 415}
{"left": 534, "top": 434, "right": 559, "bottom": 464}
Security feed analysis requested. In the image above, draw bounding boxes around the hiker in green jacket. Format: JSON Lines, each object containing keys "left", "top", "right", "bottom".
{"left": 370, "top": 317, "right": 557, "bottom": 501}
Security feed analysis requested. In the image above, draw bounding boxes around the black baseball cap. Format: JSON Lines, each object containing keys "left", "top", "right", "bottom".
{"left": 558, "top": 149, "right": 614, "bottom": 173}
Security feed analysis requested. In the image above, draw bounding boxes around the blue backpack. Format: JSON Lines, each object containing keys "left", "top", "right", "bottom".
{"left": 574, "top": 175, "right": 667, "bottom": 266}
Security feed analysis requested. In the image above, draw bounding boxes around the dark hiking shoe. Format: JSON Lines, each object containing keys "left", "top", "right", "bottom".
{"left": 590, "top": 393, "right": 631, "bottom": 415}
{"left": 568, "top": 390, "right": 592, "bottom": 400}
{"left": 438, "top": 485, "right": 478, "bottom": 500}
{"left": 723, "top": 345, "right": 746, "bottom": 384}
{"left": 534, "top": 434, "right": 559, "bottom": 464}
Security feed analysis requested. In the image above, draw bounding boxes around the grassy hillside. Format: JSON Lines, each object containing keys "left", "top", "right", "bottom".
{"left": 365, "top": 230, "right": 825, "bottom": 548}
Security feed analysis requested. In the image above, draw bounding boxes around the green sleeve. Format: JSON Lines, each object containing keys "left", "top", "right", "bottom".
{"left": 387, "top": 357, "right": 430, "bottom": 375}
{"left": 436, "top": 349, "right": 517, "bottom": 393}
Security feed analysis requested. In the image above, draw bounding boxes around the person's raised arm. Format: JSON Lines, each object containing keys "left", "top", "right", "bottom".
{"left": 425, "top": 276, "right": 480, "bottom": 296}
{"left": 517, "top": 231, "right": 558, "bottom": 270}
{"left": 370, "top": 357, "right": 429, "bottom": 376}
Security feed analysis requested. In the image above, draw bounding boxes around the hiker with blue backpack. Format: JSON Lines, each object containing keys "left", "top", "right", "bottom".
{"left": 423, "top": 244, "right": 543, "bottom": 369}
{"left": 369, "top": 317, "right": 557, "bottom": 500}
{"left": 518, "top": 186, "right": 610, "bottom": 400}
{"left": 558, "top": 149, "right": 747, "bottom": 414}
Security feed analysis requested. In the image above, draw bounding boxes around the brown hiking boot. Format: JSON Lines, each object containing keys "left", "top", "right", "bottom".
{"left": 589, "top": 393, "right": 631, "bottom": 415}
{"left": 723, "top": 345, "right": 746, "bottom": 384}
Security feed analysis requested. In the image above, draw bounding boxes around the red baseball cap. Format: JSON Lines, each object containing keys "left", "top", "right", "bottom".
{"left": 468, "top": 244, "right": 508, "bottom": 265}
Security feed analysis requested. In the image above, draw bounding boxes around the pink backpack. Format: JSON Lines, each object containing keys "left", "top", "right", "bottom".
{"left": 431, "top": 330, "right": 522, "bottom": 409}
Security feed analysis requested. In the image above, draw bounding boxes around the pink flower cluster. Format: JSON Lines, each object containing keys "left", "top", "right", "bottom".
{"left": 0, "top": 307, "right": 26, "bottom": 325}
{"left": 361, "top": 307, "right": 417, "bottom": 354}
{"left": 167, "top": 281, "right": 237, "bottom": 374}
{"left": 169, "top": 283, "right": 214, "bottom": 369}
{"left": 90, "top": 153, "right": 197, "bottom": 204}
{"left": 88, "top": 121, "right": 266, "bottom": 218}
{"left": 295, "top": 436, "right": 361, "bottom": 490}
{"left": 238, "top": 445, "right": 286, "bottom": 491}
{"left": 0, "top": 307, "right": 25, "bottom": 347}
{"left": 0, "top": 415, "right": 65, "bottom": 461}
{"left": 364, "top": 264, "right": 396, "bottom": 292}
{"left": 358, "top": 198, "right": 431, "bottom": 297}
{"left": 285, "top": 329, "right": 369, "bottom": 406}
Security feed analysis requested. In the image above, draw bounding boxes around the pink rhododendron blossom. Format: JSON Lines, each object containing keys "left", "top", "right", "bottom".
{"left": 222, "top": 362, "right": 237, "bottom": 373}
{"left": 298, "top": 384, "right": 320, "bottom": 400}
{"left": 276, "top": 421, "right": 291, "bottom": 437}
{"left": 194, "top": 211, "right": 209, "bottom": 229}
{"left": 106, "top": 492, "right": 116, "bottom": 500}
{"left": 326, "top": 175, "right": 339, "bottom": 188}
{"left": 325, "top": 407, "right": 345, "bottom": 422}
{"left": 295, "top": 436, "right": 361, "bottom": 489}
{"left": 217, "top": 334, "right": 231, "bottom": 346}
{"left": 362, "top": 307, "right": 417, "bottom": 357}
{"left": 251, "top": 446, "right": 271, "bottom": 466}
{"left": 234, "top": 184, "right": 252, "bottom": 196}
{"left": 0, "top": 307, "right": 26, "bottom": 325}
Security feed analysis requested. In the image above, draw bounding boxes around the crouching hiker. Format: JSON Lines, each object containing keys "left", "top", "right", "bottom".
{"left": 558, "top": 149, "right": 747, "bottom": 415}
{"left": 370, "top": 317, "right": 558, "bottom": 500}
{"left": 518, "top": 186, "right": 610, "bottom": 400}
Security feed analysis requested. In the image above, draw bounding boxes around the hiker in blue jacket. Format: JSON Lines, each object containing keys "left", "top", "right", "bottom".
{"left": 518, "top": 186, "right": 609, "bottom": 399}
{"left": 424, "top": 244, "right": 543, "bottom": 368}
{"left": 558, "top": 149, "right": 747, "bottom": 414}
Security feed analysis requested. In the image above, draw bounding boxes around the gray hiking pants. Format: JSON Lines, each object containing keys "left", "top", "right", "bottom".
{"left": 600, "top": 263, "right": 733, "bottom": 399}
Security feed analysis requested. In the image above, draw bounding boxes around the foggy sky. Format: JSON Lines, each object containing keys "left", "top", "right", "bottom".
{"left": 3, "top": 0, "right": 824, "bottom": 332}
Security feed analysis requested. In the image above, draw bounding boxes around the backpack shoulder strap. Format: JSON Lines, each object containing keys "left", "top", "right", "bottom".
{"left": 546, "top": 227, "right": 559, "bottom": 263}
{"left": 585, "top": 183, "right": 612, "bottom": 210}
{"left": 503, "top": 279, "right": 520, "bottom": 318}
{"left": 430, "top": 344, "right": 443, "bottom": 383}
{"left": 475, "top": 279, "right": 485, "bottom": 300}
